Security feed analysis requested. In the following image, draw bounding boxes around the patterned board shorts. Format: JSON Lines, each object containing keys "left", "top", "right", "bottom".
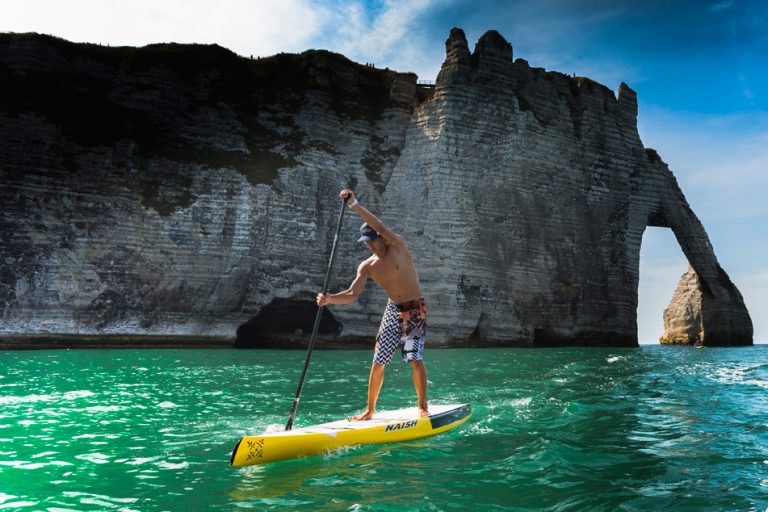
{"left": 373, "top": 298, "right": 427, "bottom": 365}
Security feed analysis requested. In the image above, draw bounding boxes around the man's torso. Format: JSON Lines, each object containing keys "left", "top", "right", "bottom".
{"left": 365, "top": 244, "right": 422, "bottom": 303}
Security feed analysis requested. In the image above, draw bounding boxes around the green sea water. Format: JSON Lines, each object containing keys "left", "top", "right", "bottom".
{"left": 1, "top": 346, "right": 766, "bottom": 511}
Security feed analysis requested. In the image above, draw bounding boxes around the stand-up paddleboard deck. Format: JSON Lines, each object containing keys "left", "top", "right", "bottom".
{"left": 230, "top": 403, "right": 471, "bottom": 466}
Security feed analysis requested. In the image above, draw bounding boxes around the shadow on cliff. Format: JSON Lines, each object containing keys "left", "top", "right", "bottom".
{"left": 234, "top": 298, "right": 342, "bottom": 348}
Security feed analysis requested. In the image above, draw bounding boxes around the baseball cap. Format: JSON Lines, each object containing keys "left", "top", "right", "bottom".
{"left": 357, "top": 223, "right": 380, "bottom": 242}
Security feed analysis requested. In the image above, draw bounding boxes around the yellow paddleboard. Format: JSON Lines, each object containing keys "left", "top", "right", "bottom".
{"left": 230, "top": 403, "right": 471, "bottom": 467}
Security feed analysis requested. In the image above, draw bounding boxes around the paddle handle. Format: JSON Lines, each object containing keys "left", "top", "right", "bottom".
{"left": 285, "top": 195, "right": 349, "bottom": 430}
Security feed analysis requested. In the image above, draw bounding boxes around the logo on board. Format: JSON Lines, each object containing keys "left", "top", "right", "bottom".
{"left": 385, "top": 420, "right": 418, "bottom": 432}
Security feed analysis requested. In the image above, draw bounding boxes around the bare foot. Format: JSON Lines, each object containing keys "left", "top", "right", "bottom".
{"left": 418, "top": 407, "right": 429, "bottom": 417}
{"left": 350, "top": 409, "right": 374, "bottom": 421}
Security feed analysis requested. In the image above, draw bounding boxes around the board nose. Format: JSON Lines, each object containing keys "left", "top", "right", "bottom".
{"left": 230, "top": 437, "right": 243, "bottom": 466}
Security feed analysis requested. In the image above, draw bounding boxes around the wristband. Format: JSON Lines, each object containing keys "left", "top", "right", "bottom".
{"left": 347, "top": 198, "right": 359, "bottom": 208}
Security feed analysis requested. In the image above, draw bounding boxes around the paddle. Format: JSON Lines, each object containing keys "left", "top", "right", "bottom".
{"left": 285, "top": 194, "right": 350, "bottom": 431}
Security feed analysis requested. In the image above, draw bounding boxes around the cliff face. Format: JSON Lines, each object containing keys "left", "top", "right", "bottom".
{"left": 0, "top": 30, "right": 752, "bottom": 346}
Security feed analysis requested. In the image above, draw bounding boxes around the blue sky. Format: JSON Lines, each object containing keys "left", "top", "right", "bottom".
{"left": 2, "top": 0, "right": 766, "bottom": 343}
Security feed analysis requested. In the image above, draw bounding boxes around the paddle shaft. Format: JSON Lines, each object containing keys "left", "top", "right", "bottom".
{"left": 285, "top": 196, "right": 349, "bottom": 431}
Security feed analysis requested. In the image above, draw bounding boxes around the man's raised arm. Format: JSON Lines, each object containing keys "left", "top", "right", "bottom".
{"left": 339, "top": 189, "right": 404, "bottom": 247}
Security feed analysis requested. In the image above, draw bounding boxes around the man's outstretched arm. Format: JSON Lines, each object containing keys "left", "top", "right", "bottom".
{"left": 317, "top": 261, "right": 368, "bottom": 307}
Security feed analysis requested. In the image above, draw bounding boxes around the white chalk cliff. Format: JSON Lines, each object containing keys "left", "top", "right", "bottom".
{"left": 0, "top": 29, "right": 752, "bottom": 346}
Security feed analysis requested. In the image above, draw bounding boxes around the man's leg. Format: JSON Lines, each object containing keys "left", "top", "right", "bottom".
{"left": 351, "top": 362, "right": 386, "bottom": 421}
{"left": 410, "top": 360, "right": 429, "bottom": 416}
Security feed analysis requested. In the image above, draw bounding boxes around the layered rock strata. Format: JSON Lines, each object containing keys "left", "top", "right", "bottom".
{"left": 0, "top": 30, "right": 752, "bottom": 346}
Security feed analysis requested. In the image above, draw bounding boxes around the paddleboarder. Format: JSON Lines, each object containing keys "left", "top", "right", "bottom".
{"left": 316, "top": 189, "right": 429, "bottom": 420}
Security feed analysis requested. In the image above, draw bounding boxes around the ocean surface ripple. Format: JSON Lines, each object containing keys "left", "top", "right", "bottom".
{"left": 1, "top": 346, "right": 766, "bottom": 511}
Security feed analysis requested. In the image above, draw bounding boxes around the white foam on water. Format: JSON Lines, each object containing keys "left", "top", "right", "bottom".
{"left": 709, "top": 364, "right": 768, "bottom": 388}
{"left": 0, "top": 390, "right": 95, "bottom": 406}
{"left": 508, "top": 397, "right": 532, "bottom": 407}
{"left": 0, "top": 500, "right": 38, "bottom": 509}
{"left": 31, "top": 451, "right": 57, "bottom": 459}
{"left": 263, "top": 423, "right": 286, "bottom": 434}
{"left": 120, "top": 456, "right": 160, "bottom": 466}
{"left": 0, "top": 460, "right": 72, "bottom": 469}
{"left": 62, "top": 492, "right": 139, "bottom": 511}
{"left": 155, "top": 460, "right": 189, "bottom": 470}
{"left": 84, "top": 405, "right": 126, "bottom": 413}
{"left": 74, "top": 453, "right": 111, "bottom": 465}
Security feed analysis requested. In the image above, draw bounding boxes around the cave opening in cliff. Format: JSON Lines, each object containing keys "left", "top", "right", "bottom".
{"left": 638, "top": 227, "right": 689, "bottom": 344}
{"left": 235, "top": 298, "right": 342, "bottom": 347}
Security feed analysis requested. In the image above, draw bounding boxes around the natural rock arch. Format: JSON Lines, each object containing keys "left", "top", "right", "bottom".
{"left": 629, "top": 154, "right": 753, "bottom": 346}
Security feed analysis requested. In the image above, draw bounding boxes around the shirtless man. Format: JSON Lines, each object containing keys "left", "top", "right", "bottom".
{"left": 316, "top": 189, "right": 429, "bottom": 420}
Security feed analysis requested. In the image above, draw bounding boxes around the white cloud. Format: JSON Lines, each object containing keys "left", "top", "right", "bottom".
{"left": 0, "top": 0, "right": 330, "bottom": 57}
{"left": 1, "top": 0, "right": 450, "bottom": 77}
{"left": 710, "top": 0, "right": 735, "bottom": 12}
{"left": 323, "top": 0, "right": 445, "bottom": 75}
{"left": 638, "top": 108, "right": 768, "bottom": 221}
